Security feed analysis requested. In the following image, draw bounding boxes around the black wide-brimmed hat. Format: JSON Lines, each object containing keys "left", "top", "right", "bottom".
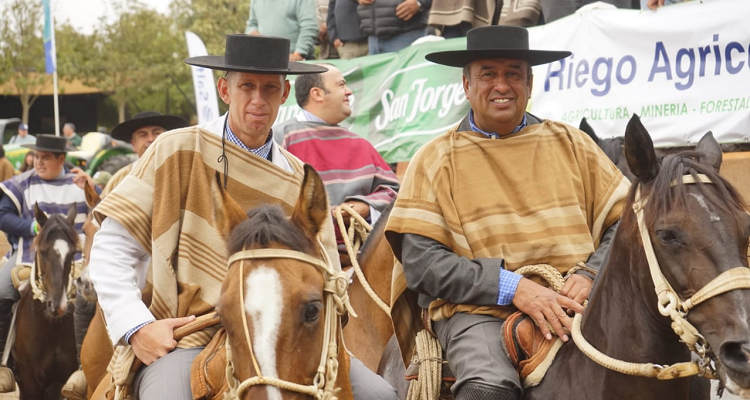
{"left": 185, "top": 34, "right": 328, "bottom": 75}
{"left": 426, "top": 25, "right": 571, "bottom": 67}
{"left": 111, "top": 111, "right": 189, "bottom": 141}
{"left": 21, "top": 134, "right": 75, "bottom": 153}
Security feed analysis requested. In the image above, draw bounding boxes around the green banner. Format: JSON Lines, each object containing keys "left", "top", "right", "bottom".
{"left": 276, "top": 38, "right": 469, "bottom": 163}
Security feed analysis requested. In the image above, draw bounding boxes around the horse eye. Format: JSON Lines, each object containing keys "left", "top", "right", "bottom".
{"left": 656, "top": 230, "right": 679, "bottom": 244}
{"left": 303, "top": 303, "right": 321, "bottom": 323}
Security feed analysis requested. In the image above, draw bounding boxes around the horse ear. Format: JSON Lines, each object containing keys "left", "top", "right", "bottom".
{"left": 695, "top": 131, "right": 722, "bottom": 173}
{"left": 34, "top": 203, "right": 47, "bottom": 227}
{"left": 291, "top": 164, "right": 329, "bottom": 239}
{"left": 579, "top": 118, "right": 600, "bottom": 144}
{"left": 623, "top": 114, "right": 659, "bottom": 183}
{"left": 66, "top": 203, "right": 77, "bottom": 225}
{"left": 84, "top": 181, "right": 101, "bottom": 209}
{"left": 212, "top": 172, "right": 248, "bottom": 241}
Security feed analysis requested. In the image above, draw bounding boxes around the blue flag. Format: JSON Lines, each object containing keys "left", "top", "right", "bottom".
{"left": 42, "top": 0, "right": 55, "bottom": 74}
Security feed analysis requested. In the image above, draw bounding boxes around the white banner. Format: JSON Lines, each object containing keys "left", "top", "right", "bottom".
{"left": 529, "top": 0, "right": 750, "bottom": 146}
{"left": 185, "top": 31, "right": 219, "bottom": 125}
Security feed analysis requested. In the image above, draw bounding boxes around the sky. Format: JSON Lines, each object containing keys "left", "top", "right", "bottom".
{"left": 53, "top": 0, "right": 172, "bottom": 35}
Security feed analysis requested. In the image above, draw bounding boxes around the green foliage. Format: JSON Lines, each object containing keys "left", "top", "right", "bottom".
{"left": 0, "top": 0, "right": 47, "bottom": 123}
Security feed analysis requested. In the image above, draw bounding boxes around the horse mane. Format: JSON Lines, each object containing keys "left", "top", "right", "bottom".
{"left": 36, "top": 213, "right": 80, "bottom": 250}
{"left": 633, "top": 151, "right": 748, "bottom": 225}
{"left": 227, "top": 204, "right": 315, "bottom": 255}
{"left": 359, "top": 200, "right": 395, "bottom": 261}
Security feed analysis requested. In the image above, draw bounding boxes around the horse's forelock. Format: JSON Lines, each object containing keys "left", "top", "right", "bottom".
{"left": 227, "top": 204, "right": 315, "bottom": 255}
{"left": 641, "top": 151, "right": 747, "bottom": 224}
{"left": 36, "top": 213, "right": 80, "bottom": 253}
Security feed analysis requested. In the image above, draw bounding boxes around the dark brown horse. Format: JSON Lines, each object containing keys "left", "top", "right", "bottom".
{"left": 524, "top": 115, "right": 750, "bottom": 399}
{"left": 15, "top": 204, "right": 79, "bottom": 400}
{"left": 215, "top": 165, "right": 353, "bottom": 400}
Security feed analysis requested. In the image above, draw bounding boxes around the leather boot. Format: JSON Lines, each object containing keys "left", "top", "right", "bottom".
{"left": 0, "top": 299, "right": 16, "bottom": 393}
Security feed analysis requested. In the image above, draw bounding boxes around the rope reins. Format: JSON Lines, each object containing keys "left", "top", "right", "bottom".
{"left": 31, "top": 245, "right": 78, "bottom": 302}
{"left": 571, "top": 173, "right": 750, "bottom": 380}
{"left": 223, "top": 245, "right": 355, "bottom": 400}
{"left": 333, "top": 204, "right": 392, "bottom": 315}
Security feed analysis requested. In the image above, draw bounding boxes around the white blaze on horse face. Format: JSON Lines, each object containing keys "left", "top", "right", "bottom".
{"left": 689, "top": 193, "right": 720, "bottom": 222}
{"left": 53, "top": 238, "right": 71, "bottom": 309}
{"left": 244, "top": 265, "right": 283, "bottom": 400}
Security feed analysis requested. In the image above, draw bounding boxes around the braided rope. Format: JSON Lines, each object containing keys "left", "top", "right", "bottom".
{"left": 406, "top": 330, "right": 443, "bottom": 400}
{"left": 333, "top": 204, "right": 391, "bottom": 315}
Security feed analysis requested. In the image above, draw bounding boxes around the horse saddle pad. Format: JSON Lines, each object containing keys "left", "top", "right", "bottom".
{"left": 190, "top": 327, "right": 228, "bottom": 400}
{"left": 502, "top": 311, "right": 564, "bottom": 388}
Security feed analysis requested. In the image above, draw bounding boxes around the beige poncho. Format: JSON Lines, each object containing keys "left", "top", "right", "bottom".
{"left": 386, "top": 119, "right": 629, "bottom": 364}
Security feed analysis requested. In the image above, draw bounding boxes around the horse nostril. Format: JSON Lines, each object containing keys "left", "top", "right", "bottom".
{"left": 720, "top": 341, "right": 750, "bottom": 372}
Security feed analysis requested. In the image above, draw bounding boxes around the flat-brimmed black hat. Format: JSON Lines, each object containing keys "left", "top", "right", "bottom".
{"left": 111, "top": 111, "right": 189, "bottom": 141}
{"left": 426, "top": 26, "right": 571, "bottom": 67}
{"left": 185, "top": 34, "right": 328, "bottom": 75}
{"left": 21, "top": 134, "right": 75, "bottom": 153}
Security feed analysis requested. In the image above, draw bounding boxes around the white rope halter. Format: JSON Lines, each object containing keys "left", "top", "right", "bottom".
{"left": 572, "top": 173, "right": 750, "bottom": 379}
{"left": 223, "top": 244, "right": 356, "bottom": 400}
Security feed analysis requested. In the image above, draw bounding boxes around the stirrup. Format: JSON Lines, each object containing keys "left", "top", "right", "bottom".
{"left": 61, "top": 369, "right": 87, "bottom": 400}
{"left": 0, "top": 366, "right": 15, "bottom": 393}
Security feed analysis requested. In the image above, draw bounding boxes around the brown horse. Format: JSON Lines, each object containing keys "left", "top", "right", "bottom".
{"left": 215, "top": 165, "right": 353, "bottom": 400}
{"left": 523, "top": 114, "right": 750, "bottom": 399}
{"left": 15, "top": 204, "right": 79, "bottom": 400}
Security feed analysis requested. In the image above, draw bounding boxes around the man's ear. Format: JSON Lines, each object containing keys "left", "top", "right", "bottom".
{"left": 462, "top": 74, "right": 470, "bottom": 97}
{"left": 310, "top": 86, "right": 326, "bottom": 102}
{"left": 281, "top": 79, "right": 291, "bottom": 103}
{"left": 217, "top": 76, "right": 230, "bottom": 104}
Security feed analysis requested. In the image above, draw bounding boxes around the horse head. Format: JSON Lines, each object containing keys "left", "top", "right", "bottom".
{"left": 623, "top": 114, "right": 750, "bottom": 397}
{"left": 32, "top": 203, "right": 80, "bottom": 318}
{"left": 215, "top": 165, "right": 352, "bottom": 400}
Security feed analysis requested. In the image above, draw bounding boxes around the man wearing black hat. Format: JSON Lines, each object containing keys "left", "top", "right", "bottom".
{"left": 87, "top": 34, "right": 398, "bottom": 400}
{"left": 102, "top": 111, "right": 188, "bottom": 195}
{"left": 0, "top": 134, "right": 96, "bottom": 391}
{"left": 384, "top": 26, "right": 629, "bottom": 400}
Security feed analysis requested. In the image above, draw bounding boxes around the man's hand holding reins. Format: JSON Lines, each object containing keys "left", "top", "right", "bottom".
{"left": 560, "top": 274, "right": 593, "bottom": 305}
{"left": 512, "top": 278, "right": 584, "bottom": 342}
{"left": 130, "top": 315, "right": 196, "bottom": 365}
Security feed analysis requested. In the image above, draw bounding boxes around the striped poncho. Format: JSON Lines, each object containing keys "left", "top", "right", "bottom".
{"left": 0, "top": 169, "right": 89, "bottom": 264}
{"left": 385, "top": 118, "right": 629, "bottom": 364}
{"left": 93, "top": 124, "right": 340, "bottom": 387}
{"left": 275, "top": 120, "right": 399, "bottom": 216}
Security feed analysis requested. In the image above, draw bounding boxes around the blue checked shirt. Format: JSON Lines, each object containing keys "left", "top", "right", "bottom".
{"left": 124, "top": 116, "right": 275, "bottom": 343}
{"left": 468, "top": 109, "right": 527, "bottom": 306}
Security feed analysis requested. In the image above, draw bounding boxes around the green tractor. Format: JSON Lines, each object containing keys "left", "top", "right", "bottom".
{"left": 4, "top": 131, "right": 136, "bottom": 176}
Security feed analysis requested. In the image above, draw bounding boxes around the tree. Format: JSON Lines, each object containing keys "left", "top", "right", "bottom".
{"left": 74, "top": 0, "right": 187, "bottom": 122}
{"left": 0, "top": 0, "right": 47, "bottom": 124}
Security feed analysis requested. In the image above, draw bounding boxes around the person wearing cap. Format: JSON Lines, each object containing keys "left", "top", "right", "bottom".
{"left": 8, "top": 123, "right": 36, "bottom": 145}
{"left": 87, "top": 34, "right": 398, "bottom": 400}
{"left": 0, "top": 134, "right": 97, "bottom": 391}
{"left": 102, "top": 111, "right": 188, "bottom": 195}
{"left": 384, "top": 25, "right": 628, "bottom": 400}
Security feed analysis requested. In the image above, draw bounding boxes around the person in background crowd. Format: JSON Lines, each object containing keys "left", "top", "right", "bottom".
{"left": 643, "top": 0, "right": 687, "bottom": 9}
{"left": 8, "top": 123, "right": 36, "bottom": 145}
{"left": 245, "top": 0, "right": 319, "bottom": 60}
{"left": 274, "top": 64, "right": 399, "bottom": 252}
{"left": 316, "top": 0, "right": 339, "bottom": 59}
{"left": 0, "top": 148, "right": 14, "bottom": 182}
{"left": 385, "top": 25, "right": 627, "bottom": 400}
{"left": 63, "top": 122, "right": 82, "bottom": 148}
{"left": 358, "top": 0, "right": 432, "bottom": 54}
{"left": 19, "top": 151, "right": 35, "bottom": 173}
{"left": 327, "top": 0, "right": 369, "bottom": 59}
{"left": 0, "top": 135, "right": 96, "bottom": 393}
{"left": 539, "top": 0, "right": 636, "bottom": 23}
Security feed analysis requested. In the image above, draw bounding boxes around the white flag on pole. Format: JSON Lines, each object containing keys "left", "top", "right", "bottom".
{"left": 185, "top": 31, "right": 219, "bottom": 125}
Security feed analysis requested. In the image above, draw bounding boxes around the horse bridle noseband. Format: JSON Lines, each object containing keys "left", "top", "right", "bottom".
{"left": 572, "top": 174, "right": 750, "bottom": 380}
{"left": 31, "top": 248, "right": 77, "bottom": 302}
{"left": 223, "top": 245, "right": 355, "bottom": 400}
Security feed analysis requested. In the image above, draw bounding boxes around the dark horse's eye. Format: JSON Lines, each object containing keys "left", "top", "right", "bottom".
{"left": 656, "top": 230, "right": 679, "bottom": 244}
{"left": 303, "top": 303, "right": 322, "bottom": 323}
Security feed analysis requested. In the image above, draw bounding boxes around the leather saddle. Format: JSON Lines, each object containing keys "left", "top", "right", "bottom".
{"left": 502, "top": 311, "right": 564, "bottom": 387}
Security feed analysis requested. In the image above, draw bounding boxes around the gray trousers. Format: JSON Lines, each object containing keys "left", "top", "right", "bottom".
{"left": 132, "top": 348, "right": 398, "bottom": 400}
{"left": 433, "top": 312, "right": 523, "bottom": 399}
{"left": 0, "top": 253, "right": 21, "bottom": 302}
